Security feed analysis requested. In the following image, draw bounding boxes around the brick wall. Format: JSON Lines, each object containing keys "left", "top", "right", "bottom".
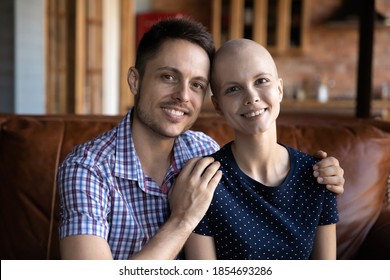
{"left": 275, "top": 0, "right": 390, "bottom": 100}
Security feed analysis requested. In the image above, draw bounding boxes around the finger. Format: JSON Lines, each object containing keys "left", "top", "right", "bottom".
{"left": 326, "top": 184, "right": 344, "bottom": 195}
{"left": 315, "top": 163, "right": 345, "bottom": 184}
{"left": 314, "top": 150, "right": 327, "bottom": 159}
{"left": 198, "top": 161, "right": 221, "bottom": 184}
{"left": 190, "top": 157, "right": 219, "bottom": 178}
{"left": 313, "top": 156, "right": 340, "bottom": 170}
{"left": 314, "top": 166, "right": 343, "bottom": 178}
{"left": 316, "top": 174, "right": 345, "bottom": 186}
{"left": 180, "top": 157, "right": 213, "bottom": 176}
{"left": 207, "top": 170, "right": 223, "bottom": 191}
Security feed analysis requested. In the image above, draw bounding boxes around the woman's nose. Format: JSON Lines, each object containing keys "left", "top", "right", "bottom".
{"left": 244, "top": 88, "right": 260, "bottom": 105}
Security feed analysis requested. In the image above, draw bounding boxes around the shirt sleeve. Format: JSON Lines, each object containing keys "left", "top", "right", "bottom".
{"left": 57, "top": 158, "right": 111, "bottom": 240}
{"left": 193, "top": 212, "right": 214, "bottom": 236}
{"left": 318, "top": 190, "right": 339, "bottom": 225}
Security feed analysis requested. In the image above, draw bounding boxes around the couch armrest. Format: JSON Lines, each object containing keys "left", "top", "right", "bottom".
{"left": 355, "top": 206, "right": 390, "bottom": 259}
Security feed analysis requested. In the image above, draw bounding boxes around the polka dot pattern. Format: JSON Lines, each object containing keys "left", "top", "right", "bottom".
{"left": 194, "top": 142, "right": 339, "bottom": 260}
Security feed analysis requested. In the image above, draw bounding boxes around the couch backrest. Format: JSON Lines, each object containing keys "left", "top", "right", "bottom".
{"left": 0, "top": 115, "right": 120, "bottom": 259}
{"left": 1, "top": 113, "right": 389, "bottom": 259}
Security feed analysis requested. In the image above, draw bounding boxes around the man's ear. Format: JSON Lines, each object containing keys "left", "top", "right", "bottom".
{"left": 128, "top": 67, "right": 140, "bottom": 96}
{"left": 211, "top": 95, "right": 223, "bottom": 116}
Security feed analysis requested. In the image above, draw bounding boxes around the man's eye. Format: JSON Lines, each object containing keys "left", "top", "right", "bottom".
{"left": 192, "top": 82, "right": 205, "bottom": 90}
{"left": 162, "top": 74, "right": 174, "bottom": 81}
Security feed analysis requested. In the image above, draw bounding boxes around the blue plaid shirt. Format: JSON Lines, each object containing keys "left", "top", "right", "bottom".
{"left": 57, "top": 110, "right": 219, "bottom": 259}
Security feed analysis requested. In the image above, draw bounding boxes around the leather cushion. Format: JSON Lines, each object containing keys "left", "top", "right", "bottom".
{"left": 277, "top": 122, "right": 390, "bottom": 259}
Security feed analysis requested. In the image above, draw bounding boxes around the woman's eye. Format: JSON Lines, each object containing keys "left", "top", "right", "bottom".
{"left": 256, "top": 78, "right": 268, "bottom": 85}
{"left": 226, "top": 86, "right": 240, "bottom": 94}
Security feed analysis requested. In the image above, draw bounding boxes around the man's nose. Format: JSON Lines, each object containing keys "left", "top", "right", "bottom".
{"left": 173, "top": 82, "right": 191, "bottom": 102}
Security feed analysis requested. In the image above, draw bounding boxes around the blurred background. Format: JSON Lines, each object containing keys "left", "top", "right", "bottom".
{"left": 1, "top": 0, "right": 389, "bottom": 120}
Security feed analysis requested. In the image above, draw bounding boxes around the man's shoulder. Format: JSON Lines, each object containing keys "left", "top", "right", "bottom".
{"left": 61, "top": 113, "right": 132, "bottom": 167}
{"left": 182, "top": 129, "right": 215, "bottom": 140}
{"left": 180, "top": 129, "right": 219, "bottom": 147}
{"left": 61, "top": 126, "right": 118, "bottom": 168}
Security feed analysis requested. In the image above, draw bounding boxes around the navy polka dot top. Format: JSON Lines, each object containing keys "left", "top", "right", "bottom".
{"left": 193, "top": 142, "right": 339, "bottom": 260}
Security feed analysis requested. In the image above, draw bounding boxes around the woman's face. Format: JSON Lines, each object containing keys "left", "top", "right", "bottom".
{"left": 211, "top": 41, "right": 283, "bottom": 136}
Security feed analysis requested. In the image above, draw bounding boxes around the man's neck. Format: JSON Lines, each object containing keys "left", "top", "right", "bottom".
{"left": 132, "top": 120, "right": 175, "bottom": 186}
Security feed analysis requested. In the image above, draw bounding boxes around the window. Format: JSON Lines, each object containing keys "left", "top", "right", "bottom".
{"left": 211, "top": 0, "right": 310, "bottom": 54}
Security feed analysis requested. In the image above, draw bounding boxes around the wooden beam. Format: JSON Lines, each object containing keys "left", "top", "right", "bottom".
{"left": 277, "top": 0, "right": 291, "bottom": 53}
{"left": 119, "top": 0, "right": 135, "bottom": 114}
{"left": 300, "top": 0, "right": 311, "bottom": 52}
{"left": 211, "top": 0, "right": 222, "bottom": 48}
{"left": 252, "top": 0, "right": 267, "bottom": 45}
{"left": 229, "top": 0, "right": 244, "bottom": 39}
{"left": 356, "top": 0, "right": 375, "bottom": 118}
{"left": 75, "top": 0, "right": 86, "bottom": 114}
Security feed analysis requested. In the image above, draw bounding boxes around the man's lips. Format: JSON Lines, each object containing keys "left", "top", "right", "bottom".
{"left": 243, "top": 108, "right": 266, "bottom": 118}
{"left": 162, "top": 107, "right": 185, "bottom": 116}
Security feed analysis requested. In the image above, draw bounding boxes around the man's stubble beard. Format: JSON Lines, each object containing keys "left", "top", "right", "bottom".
{"left": 134, "top": 95, "right": 196, "bottom": 139}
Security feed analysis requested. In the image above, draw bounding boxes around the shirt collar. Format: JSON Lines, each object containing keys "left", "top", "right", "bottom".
{"left": 113, "top": 109, "right": 195, "bottom": 195}
{"left": 114, "top": 109, "right": 142, "bottom": 181}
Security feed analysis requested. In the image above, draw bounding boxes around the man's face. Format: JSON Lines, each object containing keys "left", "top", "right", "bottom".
{"left": 133, "top": 39, "right": 210, "bottom": 139}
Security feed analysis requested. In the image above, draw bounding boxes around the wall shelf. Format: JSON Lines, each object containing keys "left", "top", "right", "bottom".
{"left": 280, "top": 99, "right": 390, "bottom": 120}
{"left": 202, "top": 98, "right": 390, "bottom": 120}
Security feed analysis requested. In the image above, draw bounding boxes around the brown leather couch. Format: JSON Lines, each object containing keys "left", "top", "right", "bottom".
{"left": 1, "top": 113, "right": 389, "bottom": 260}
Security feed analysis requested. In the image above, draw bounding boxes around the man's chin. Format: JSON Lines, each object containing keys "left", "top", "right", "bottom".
{"left": 162, "top": 126, "right": 190, "bottom": 138}
{"left": 150, "top": 123, "right": 188, "bottom": 139}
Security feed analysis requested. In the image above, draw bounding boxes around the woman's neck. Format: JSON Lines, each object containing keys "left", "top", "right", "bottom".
{"left": 231, "top": 130, "right": 289, "bottom": 186}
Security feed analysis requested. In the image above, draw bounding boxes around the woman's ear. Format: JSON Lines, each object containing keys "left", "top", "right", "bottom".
{"left": 278, "top": 78, "right": 284, "bottom": 102}
{"left": 128, "top": 67, "right": 140, "bottom": 96}
{"left": 211, "top": 95, "right": 223, "bottom": 116}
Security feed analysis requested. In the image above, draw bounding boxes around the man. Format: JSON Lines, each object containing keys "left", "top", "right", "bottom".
{"left": 57, "top": 18, "right": 344, "bottom": 260}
